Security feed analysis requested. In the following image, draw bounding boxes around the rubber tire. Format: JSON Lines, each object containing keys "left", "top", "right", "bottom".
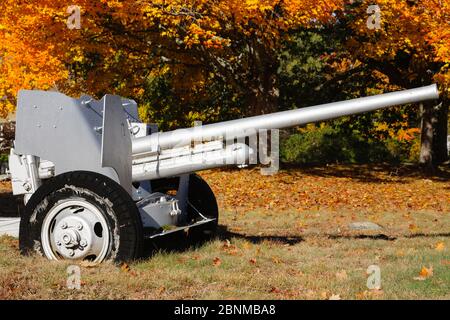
{"left": 19, "top": 171, "right": 143, "bottom": 263}
{"left": 151, "top": 174, "right": 219, "bottom": 241}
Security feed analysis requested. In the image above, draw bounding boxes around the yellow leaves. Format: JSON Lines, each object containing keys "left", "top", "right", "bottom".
{"left": 373, "top": 120, "right": 420, "bottom": 142}
{"left": 396, "top": 128, "right": 420, "bottom": 142}
{"left": 434, "top": 242, "right": 445, "bottom": 252}
{"left": 72, "top": 55, "right": 84, "bottom": 63}
{"left": 0, "top": 0, "right": 347, "bottom": 117}
{"left": 271, "top": 256, "right": 281, "bottom": 264}
{"left": 245, "top": 0, "right": 259, "bottom": 11}
{"left": 404, "top": 37, "right": 412, "bottom": 47}
{"left": 375, "top": 122, "right": 389, "bottom": 132}
{"left": 347, "top": 0, "right": 450, "bottom": 91}
{"left": 0, "top": 0, "right": 447, "bottom": 119}
{"left": 120, "top": 262, "right": 137, "bottom": 276}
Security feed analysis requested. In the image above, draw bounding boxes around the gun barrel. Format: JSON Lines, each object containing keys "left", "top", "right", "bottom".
{"left": 132, "top": 84, "right": 439, "bottom": 155}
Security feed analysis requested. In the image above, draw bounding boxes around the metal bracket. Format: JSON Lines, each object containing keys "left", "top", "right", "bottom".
{"left": 177, "top": 174, "right": 190, "bottom": 224}
{"left": 101, "top": 95, "right": 132, "bottom": 194}
{"left": 144, "top": 218, "right": 216, "bottom": 239}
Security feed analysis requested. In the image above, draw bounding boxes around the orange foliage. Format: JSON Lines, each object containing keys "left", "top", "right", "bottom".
{"left": 0, "top": 1, "right": 448, "bottom": 118}
{"left": 0, "top": 0, "right": 343, "bottom": 117}
{"left": 345, "top": 0, "right": 450, "bottom": 93}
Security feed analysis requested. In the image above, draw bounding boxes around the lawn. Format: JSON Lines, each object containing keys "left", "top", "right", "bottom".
{"left": 0, "top": 164, "right": 449, "bottom": 299}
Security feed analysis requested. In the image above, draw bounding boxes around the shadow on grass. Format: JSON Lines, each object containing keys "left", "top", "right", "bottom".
{"left": 141, "top": 225, "right": 304, "bottom": 259}
{"left": 405, "top": 232, "right": 450, "bottom": 239}
{"left": 328, "top": 234, "right": 397, "bottom": 241}
{"left": 327, "top": 232, "right": 450, "bottom": 241}
{"left": 281, "top": 163, "right": 450, "bottom": 184}
{"left": 141, "top": 225, "right": 450, "bottom": 259}
{"left": 218, "top": 226, "right": 304, "bottom": 246}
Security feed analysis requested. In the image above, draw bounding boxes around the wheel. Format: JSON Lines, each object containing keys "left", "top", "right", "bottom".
{"left": 19, "top": 171, "right": 143, "bottom": 263}
{"left": 151, "top": 174, "right": 219, "bottom": 241}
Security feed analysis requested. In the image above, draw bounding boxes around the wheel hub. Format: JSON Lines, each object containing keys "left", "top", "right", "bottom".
{"left": 41, "top": 200, "right": 110, "bottom": 262}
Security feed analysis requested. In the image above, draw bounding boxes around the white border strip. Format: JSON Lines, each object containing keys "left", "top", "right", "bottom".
{"left": 0, "top": 218, "right": 20, "bottom": 238}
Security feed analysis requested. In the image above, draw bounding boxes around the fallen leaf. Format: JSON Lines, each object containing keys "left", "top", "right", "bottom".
{"left": 419, "top": 266, "right": 433, "bottom": 277}
{"left": 413, "top": 266, "right": 433, "bottom": 280}
{"left": 120, "top": 263, "right": 137, "bottom": 276}
{"left": 408, "top": 223, "right": 419, "bottom": 232}
{"left": 200, "top": 166, "right": 448, "bottom": 214}
{"left": 435, "top": 242, "right": 445, "bottom": 251}
{"left": 213, "top": 257, "right": 222, "bottom": 267}
{"left": 269, "top": 287, "right": 281, "bottom": 293}
{"left": 271, "top": 256, "right": 281, "bottom": 264}
{"left": 249, "top": 258, "right": 257, "bottom": 265}
{"left": 120, "top": 263, "right": 131, "bottom": 273}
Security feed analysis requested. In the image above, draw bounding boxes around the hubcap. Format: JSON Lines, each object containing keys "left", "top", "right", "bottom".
{"left": 41, "top": 200, "right": 110, "bottom": 262}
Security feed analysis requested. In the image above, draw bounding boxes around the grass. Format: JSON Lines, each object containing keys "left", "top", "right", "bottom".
{"left": 0, "top": 164, "right": 449, "bottom": 300}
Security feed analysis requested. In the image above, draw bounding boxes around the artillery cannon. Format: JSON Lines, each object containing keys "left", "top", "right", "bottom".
{"left": 6, "top": 84, "right": 439, "bottom": 262}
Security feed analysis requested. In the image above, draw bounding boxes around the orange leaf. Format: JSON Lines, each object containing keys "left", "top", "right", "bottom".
{"left": 414, "top": 266, "right": 433, "bottom": 280}
{"left": 213, "top": 257, "right": 222, "bottom": 267}
{"left": 435, "top": 242, "right": 445, "bottom": 251}
{"left": 269, "top": 287, "right": 281, "bottom": 293}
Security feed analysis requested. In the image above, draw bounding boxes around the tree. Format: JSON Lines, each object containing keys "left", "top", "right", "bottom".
{"left": 338, "top": 0, "right": 449, "bottom": 168}
{"left": 0, "top": 0, "right": 343, "bottom": 120}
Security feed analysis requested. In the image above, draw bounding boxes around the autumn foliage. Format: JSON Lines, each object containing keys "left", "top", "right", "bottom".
{"left": 345, "top": 0, "right": 450, "bottom": 92}
{"left": 0, "top": 1, "right": 448, "bottom": 165}
{"left": 0, "top": 1, "right": 448, "bottom": 109}
{"left": 0, "top": 0, "right": 343, "bottom": 116}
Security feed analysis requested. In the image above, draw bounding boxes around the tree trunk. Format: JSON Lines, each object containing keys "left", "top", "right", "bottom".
{"left": 246, "top": 43, "right": 279, "bottom": 116}
{"left": 419, "top": 100, "right": 449, "bottom": 172}
{"left": 248, "top": 70, "right": 279, "bottom": 116}
{"left": 419, "top": 102, "right": 435, "bottom": 172}
{"left": 432, "top": 100, "right": 449, "bottom": 165}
